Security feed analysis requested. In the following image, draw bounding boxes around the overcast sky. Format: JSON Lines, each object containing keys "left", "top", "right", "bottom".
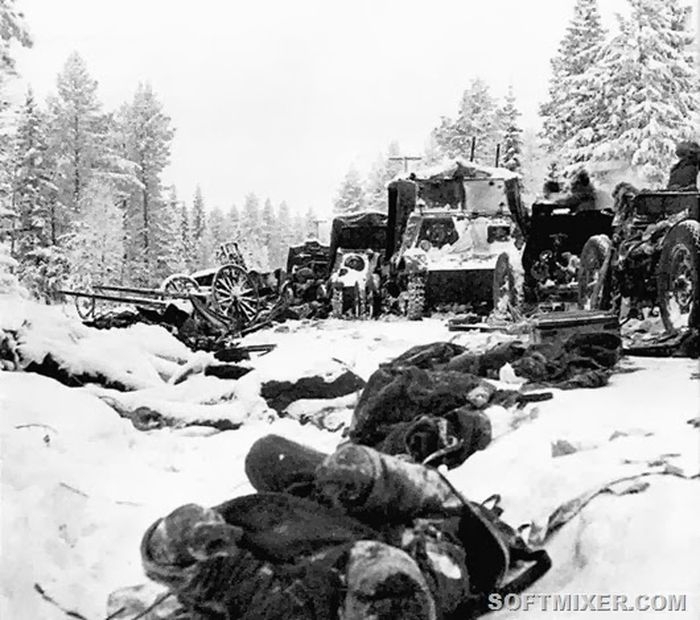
{"left": 9, "top": 0, "right": 689, "bottom": 216}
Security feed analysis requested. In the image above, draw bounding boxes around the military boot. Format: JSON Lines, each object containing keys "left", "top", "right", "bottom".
{"left": 339, "top": 540, "right": 436, "bottom": 620}
{"left": 314, "top": 443, "right": 464, "bottom": 520}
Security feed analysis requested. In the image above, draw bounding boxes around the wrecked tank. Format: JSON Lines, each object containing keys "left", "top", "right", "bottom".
{"left": 386, "top": 160, "right": 526, "bottom": 319}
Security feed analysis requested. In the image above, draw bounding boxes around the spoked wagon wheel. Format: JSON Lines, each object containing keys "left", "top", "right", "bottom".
{"left": 211, "top": 264, "right": 260, "bottom": 329}
{"left": 161, "top": 274, "right": 201, "bottom": 295}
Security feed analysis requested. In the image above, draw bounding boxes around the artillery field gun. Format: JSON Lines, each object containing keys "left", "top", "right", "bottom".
{"left": 578, "top": 188, "right": 700, "bottom": 332}
{"left": 492, "top": 187, "right": 614, "bottom": 316}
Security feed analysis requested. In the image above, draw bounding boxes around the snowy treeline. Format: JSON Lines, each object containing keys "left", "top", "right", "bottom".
{"left": 334, "top": 0, "right": 698, "bottom": 213}
{"left": 0, "top": 35, "right": 320, "bottom": 300}
{"left": 334, "top": 82, "right": 528, "bottom": 215}
{"left": 188, "top": 191, "right": 321, "bottom": 274}
{"left": 539, "top": 0, "right": 697, "bottom": 185}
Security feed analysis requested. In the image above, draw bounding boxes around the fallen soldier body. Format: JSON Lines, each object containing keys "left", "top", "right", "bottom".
{"left": 141, "top": 436, "right": 550, "bottom": 619}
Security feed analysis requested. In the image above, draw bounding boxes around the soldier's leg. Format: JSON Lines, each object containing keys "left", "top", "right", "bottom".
{"left": 314, "top": 443, "right": 464, "bottom": 519}
{"left": 245, "top": 434, "right": 328, "bottom": 496}
{"left": 341, "top": 540, "right": 436, "bottom": 620}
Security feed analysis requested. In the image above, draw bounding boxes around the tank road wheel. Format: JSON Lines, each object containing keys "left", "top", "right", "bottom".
{"left": 161, "top": 274, "right": 201, "bottom": 295}
{"left": 211, "top": 265, "right": 260, "bottom": 329}
{"left": 331, "top": 287, "right": 344, "bottom": 318}
{"left": 492, "top": 253, "right": 521, "bottom": 318}
{"left": 658, "top": 220, "right": 700, "bottom": 332}
{"left": 406, "top": 274, "right": 426, "bottom": 320}
{"left": 578, "top": 235, "right": 612, "bottom": 311}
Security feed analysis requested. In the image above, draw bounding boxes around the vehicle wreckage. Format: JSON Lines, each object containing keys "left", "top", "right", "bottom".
{"left": 386, "top": 160, "right": 526, "bottom": 319}
{"left": 328, "top": 211, "right": 387, "bottom": 318}
{"left": 59, "top": 242, "right": 289, "bottom": 337}
{"left": 578, "top": 187, "right": 700, "bottom": 332}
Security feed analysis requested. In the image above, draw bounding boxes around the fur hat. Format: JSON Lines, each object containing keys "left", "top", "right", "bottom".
{"left": 676, "top": 140, "right": 700, "bottom": 158}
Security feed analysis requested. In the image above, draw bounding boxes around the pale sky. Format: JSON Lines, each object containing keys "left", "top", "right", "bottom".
{"left": 8, "top": 0, "right": 688, "bottom": 216}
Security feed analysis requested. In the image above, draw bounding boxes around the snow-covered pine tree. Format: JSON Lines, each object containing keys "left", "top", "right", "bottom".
{"left": 291, "top": 211, "right": 305, "bottom": 244}
{"left": 667, "top": 0, "right": 700, "bottom": 136}
{"left": 430, "top": 116, "right": 456, "bottom": 162}
{"left": 11, "top": 88, "right": 57, "bottom": 256}
{"left": 432, "top": 78, "right": 503, "bottom": 164}
{"left": 241, "top": 192, "right": 261, "bottom": 241}
{"left": 47, "top": 53, "right": 106, "bottom": 237}
{"left": 178, "top": 199, "right": 193, "bottom": 271}
{"left": 116, "top": 83, "right": 174, "bottom": 284}
{"left": 0, "top": 0, "right": 31, "bottom": 78}
{"left": 273, "top": 201, "right": 292, "bottom": 269}
{"left": 223, "top": 203, "right": 239, "bottom": 244}
{"left": 201, "top": 206, "right": 227, "bottom": 266}
{"left": 500, "top": 86, "right": 524, "bottom": 177}
{"left": 151, "top": 186, "right": 185, "bottom": 279}
{"left": 539, "top": 0, "right": 606, "bottom": 167}
{"left": 365, "top": 155, "right": 387, "bottom": 212}
{"left": 304, "top": 206, "right": 318, "bottom": 238}
{"left": 190, "top": 185, "right": 206, "bottom": 268}
{"left": 63, "top": 178, "right": 124, "bottom": 290}
{"left": 261, "top": 198, "right": 274, "bottom": 249}
{"left": 237, "top": 193, "right": 267, "bottom": 270}
{"left": 0, "top": 0, "right": 31, "bottom": 295}
{"left": 334, "top": 166, "right": 365, "bottom": 214}
{"left": 365, "top": 141, "right": 402, "bottom": 212}
{"left": 422, "top": 134, "right": 442, "bottom": 166}
{"left": 277, "top": 201, "right": 291, "bottom": 245}
{"left": 519, "top": 130, "right": 549, "bottom": 203}
{"left": 589, "top": 0, "right": 699, "bottom": 186}
{"left": 266, "top": 204, "right": 283, "bottom": 269}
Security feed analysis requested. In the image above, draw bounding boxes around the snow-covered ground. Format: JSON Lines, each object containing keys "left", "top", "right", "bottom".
{"left": 1, "top": 296, "right": 699, "bottom": 619}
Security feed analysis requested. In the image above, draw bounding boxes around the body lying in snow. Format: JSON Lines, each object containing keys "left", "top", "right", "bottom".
{"left": 347, "top": 335, "right": 621, "bottom": 469}
{"left": 140, "top": 436, "right": 550, "bottom": 620}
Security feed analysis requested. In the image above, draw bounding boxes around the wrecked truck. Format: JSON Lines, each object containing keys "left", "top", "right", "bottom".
{"left": 386, "top": 160, "right": 527, "bottom": 319}
{"left": 328, "top": 211, "right": 388, "bottom": 318}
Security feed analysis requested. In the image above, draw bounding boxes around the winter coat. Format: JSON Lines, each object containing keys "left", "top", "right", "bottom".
{"left": 141, "top": 438, "right": 551, "bottom": 619}
{"left": 554, "top": 179, "right": 596, "bottom": 211}
{"left": 667, "top": 156, "right": 699, "bottom": 190}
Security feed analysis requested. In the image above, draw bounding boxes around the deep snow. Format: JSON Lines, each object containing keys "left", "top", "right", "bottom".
{"left": 1, "top": 297, "right": 698, "bottom": 619}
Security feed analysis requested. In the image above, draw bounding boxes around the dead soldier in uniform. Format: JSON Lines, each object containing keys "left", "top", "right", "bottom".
{"left": 135, "top": 435, "right": 550, "bottom": 619}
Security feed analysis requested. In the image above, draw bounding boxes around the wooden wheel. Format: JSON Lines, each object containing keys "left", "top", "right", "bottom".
{"left": 161, "top": 274, "right": 201, "bottom": 295}
{"left": 211, "top": 264, "right": 260, "bottom": 328}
